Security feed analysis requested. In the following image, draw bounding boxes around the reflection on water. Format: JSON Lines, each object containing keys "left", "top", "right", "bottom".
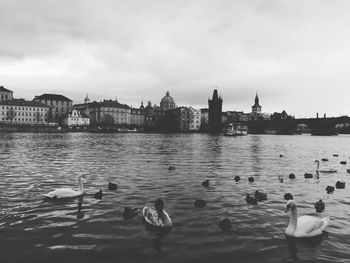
{"left": 1, "top": 133, "right": 350, "bottom": 262}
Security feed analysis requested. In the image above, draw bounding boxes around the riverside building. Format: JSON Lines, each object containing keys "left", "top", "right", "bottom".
{"left": 0, "top": 86, "right": 13, "bottom": 101}
{"left": 0, "top": 99, "right": 49, "bottom": 125}
{"left": 33, "top": 94, "right": 73, "bottom": 123}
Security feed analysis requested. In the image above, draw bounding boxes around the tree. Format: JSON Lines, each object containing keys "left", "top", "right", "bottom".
{"left": 6, "top": 107, "right": 16, "bottom": 124}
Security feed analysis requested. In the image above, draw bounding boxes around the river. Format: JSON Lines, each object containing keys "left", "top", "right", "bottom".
{"left": 1, "top": 133, "right": 350, "bottom": 262}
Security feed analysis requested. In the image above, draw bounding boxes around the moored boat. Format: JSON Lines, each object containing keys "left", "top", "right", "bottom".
{"left": 224, "top": 123, "right": 248, "bottom": 136}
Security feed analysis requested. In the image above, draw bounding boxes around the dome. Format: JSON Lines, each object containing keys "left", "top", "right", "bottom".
{"left": 160, "top": 91, "right": 176, "bottom": 111}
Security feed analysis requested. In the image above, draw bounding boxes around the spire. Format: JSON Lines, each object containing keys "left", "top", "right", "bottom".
{"left": 212, "top": 88, "right": 219, "bottom": 100}
{"left": 254, "top": 91, "right": 259, "bottom": 106}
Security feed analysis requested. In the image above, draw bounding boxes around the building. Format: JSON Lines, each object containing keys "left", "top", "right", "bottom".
{"left": 63, "top": 109, "right": 90, "bottom": 127}
{"left": 0, "top": 99, "right": 49, "bottom": 125}
{"left": 130, "top": 102, "right": 145, "bottom": 127}
{"left": 88, "top": 100, "right": 131, "bottom": 127}
{"left": 187, "top": 106, "right": 201, "bottom": 131}
{"left": 251, "top": 92, "right": 262, "bottom": 120}
{"left": 208, "top": 89, "right": 222, "bottom": 132}
{"left": 270, "top": 110, "right": 293, "bottom": 120}
{"left": 160, "top": 91, "right": 176, "bottom": 111}
{"left": 0, "top": 86, "right": 13, "bottom": 101}
{"left": 33, "top": 94, "right": 73, "bottom": 123}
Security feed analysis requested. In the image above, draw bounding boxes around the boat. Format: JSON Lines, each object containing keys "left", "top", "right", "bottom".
{"left": 224, "top": 123, "right": 248, "bottom": 136}
{"left": 117, "top": 127, "right": 138, "bottom": 133}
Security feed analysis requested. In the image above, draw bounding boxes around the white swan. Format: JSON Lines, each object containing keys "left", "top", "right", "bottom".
{"left": 315, "top": 160, "right": 337, "bottom": 173}
{"left": 285, "top": 200, "right": 329, "bottom": 238}
{"left": 143, "top": 198, "right": 172, "bottom": 228}
{"left": 43, "top": 175, "right": 85, "bottom": 199}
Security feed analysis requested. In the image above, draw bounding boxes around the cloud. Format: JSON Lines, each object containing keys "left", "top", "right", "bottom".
{"left": 0, "top": 0, "right": 350, "bottom": 117}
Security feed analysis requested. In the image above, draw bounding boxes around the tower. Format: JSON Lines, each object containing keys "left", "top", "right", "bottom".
{"left": 251, "top": 92, "right": 261, "bottom": 113}
{"left": 208, "top": 88, "right": 223, "bottom": 132}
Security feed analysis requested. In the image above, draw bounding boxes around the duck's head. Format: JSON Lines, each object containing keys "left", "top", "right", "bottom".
{"left": 155, "top": 198, "right": 164, "bottom": 212}
{"left": 285, "top": 200, "right": 297, "bottom": 212}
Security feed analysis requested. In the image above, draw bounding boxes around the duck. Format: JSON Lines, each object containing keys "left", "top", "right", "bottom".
{"left": 93, "top": 189, "right": 103, "bottom": 200}
{"left": 108, "top": 182, "right": 118, "bottom": 190}
{"left": 245, "top": 194, "right": 258, "bottom": 205}
{"left": 315, "top": 160, "right": 337, "bottom": 173}
{"left": 347, "top": 169, "right": 350, "bottom": 174}
{"left": 194, "top": 199, "right": 206, "bottom": 208}
{"left": 284, "top": 193, "right": 293, "bottom": 201}
{"left": 285, "top": 200, "right": 330, "bottom": 238}
{"left": 340, "top": 161, "right": 347, "bottom": 165}
{"left": 333, "top": 154, "right": 339, "bottom": 157}
{"left": 314, "top": 200, "right": 325, "bottom": 213}
{"left": 248, "top": 176, "right": 255, "bottom": 183}
{"left": 289, "top": 173, "right": 295, "bottom": 179}
{"left": 336, "top": 181, "right": 345, "bottom": 189}
{"left": 304, "top": 173, "right": 313, "bottom": 179}
{"left": 143, "top": 198, "right": 172, "bottom": 228}
{"left": 218, "top": 218, "right": 232, "bottom": 231}
{"left": 202, "top": 179, "right": 209, "bottom": 187}
{"left": 326, "top": 185, "right": 335, "bottom": 194}
{"left": 321, "top": 158, "right": 329, "bottom": 162}
{"left": 168, "top": 166, "right": 176, "bottom": 171}
{"left": 255, "top": 190, "right": 267, "bottom": 202}
{"left": 233, "top": 175, "right": 241, "bottom": 182}
{"left": 43, "top": 175, "right": 85, "bottom": 199}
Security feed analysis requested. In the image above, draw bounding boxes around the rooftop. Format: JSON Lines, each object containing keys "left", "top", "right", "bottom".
{"left": 34, "top": 94, "right": 72, "bottom": 102}
{"left": 0, "top": 99, "right": 49, "bottom": 107}
{"left": 0, "top": 86, "right": 13, "bottom": 93}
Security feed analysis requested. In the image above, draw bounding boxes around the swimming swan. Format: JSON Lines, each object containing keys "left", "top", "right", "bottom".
{"left": 143, "top": 199, "right": 172, "bottom": 229}
{"left": 43, "top": 175, "right": 85, "bottom": 199}
{"left": 315, "top": 160, "right": 337, "bottom": 173}
{"left": 285, "top": 200, "right": 329, "bottom": 238}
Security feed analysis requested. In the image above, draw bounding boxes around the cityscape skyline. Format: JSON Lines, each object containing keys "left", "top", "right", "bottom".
{"left": 1, "top": 0, "right": 350, "bottom": 117}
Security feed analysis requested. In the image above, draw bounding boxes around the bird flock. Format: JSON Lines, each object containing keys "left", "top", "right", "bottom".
{"left": 43, "top": 153, "right": 349, "bottom": 238}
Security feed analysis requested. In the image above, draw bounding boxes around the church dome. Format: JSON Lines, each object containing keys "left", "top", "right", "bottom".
{"left": 160, "top": 91, "right": 176, "bottom": 111}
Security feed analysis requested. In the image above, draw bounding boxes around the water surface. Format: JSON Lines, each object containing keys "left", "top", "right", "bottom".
{"left": 1, "top": 133, "right": 350, "bottom": 262}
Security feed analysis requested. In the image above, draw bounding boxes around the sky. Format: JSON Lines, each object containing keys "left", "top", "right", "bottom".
{"left": 0, "top": 0, "right": 350, "bottom": 118}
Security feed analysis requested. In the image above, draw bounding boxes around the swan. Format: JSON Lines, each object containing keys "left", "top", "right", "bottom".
{"left": 315, "top": 160, "right": 337, "bottom": 173}
{"left": 43, "top": 175, "right": 85, "bottom": 199}
{"left": 143, "top": 199, "right": 172, "bottom": 228}
{"left": 285, "top": 200, "right": 329, "bottom": 238}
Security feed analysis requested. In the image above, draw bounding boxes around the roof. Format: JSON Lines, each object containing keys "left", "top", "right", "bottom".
{"left": 34, "top": 94, "right": 72, "bottom": 102}
{"left": 0, "top": 86, "right": 13, "bottom": 93}
{"left": 0, "top": 99, "right": 49, "bottom": 108}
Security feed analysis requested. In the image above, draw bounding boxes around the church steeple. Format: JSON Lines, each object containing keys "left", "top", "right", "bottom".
{"left": 252, "top": 91, "right": 261, "bottom": 113}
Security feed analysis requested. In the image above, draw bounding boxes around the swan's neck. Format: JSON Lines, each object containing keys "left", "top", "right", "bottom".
{"left": 78, "top": 177, "right": 84, "bottom": 193}
{"left": 288, "top": 208, "right": 298, "bottom": 232}
{"left": 316, "top": 162, "right": 320, "bottom": 170}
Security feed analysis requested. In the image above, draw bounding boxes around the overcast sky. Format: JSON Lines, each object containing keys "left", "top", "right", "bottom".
{"left": 0, "top": 0, "right": 350, "bottom": 117}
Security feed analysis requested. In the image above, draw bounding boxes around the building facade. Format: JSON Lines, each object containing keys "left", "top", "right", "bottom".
{"left": 0, "top": 99, "right": 49, "bottom": 125}
{"left": 33, "top": 94, "right": 73, "bottom": 123}
{"left": 63, "top": 109, "right": 90, "bottom": 127}
{"left": 208, "top": 89, "right": 223, "bottom": 132}
{"left": 0, "top": 86, "right": 13, "bottom": 101}
{"left": 88, "top": 100, "right": 131, "bottom": 127}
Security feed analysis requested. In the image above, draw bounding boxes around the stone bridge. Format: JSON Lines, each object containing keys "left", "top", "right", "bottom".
{"left": 246, "top": 116, "right": 350, "bottom": 135}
